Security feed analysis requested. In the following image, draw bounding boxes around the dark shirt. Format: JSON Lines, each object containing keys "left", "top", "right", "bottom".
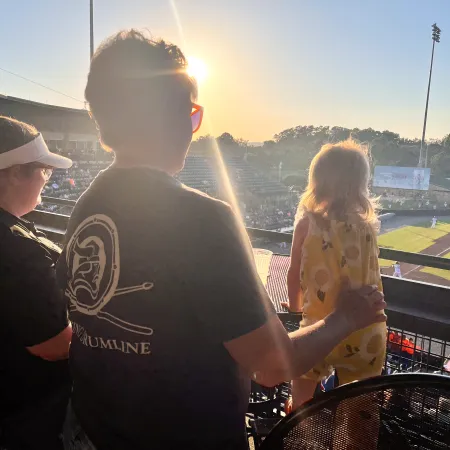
{"left": 0, "top": 209, "right": 70, "bottom": 448}
{"left": 56, "top": 167, "right": 274, "bottom": 450}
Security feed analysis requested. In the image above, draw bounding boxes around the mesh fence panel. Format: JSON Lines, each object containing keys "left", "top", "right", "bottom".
{"left": 264, "top": 380, "right": 450, "bottom": 450}
{"left": 386, "top": 325, "right": 449, "bottom": 376}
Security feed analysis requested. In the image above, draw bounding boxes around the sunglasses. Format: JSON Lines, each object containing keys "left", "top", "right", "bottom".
{"left": 191, "top": 103, "right": 204, "bottom": 134}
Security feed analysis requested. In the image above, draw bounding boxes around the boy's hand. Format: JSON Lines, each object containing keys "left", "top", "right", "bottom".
{"left": 331, "top": 278, "right": 387, "bottom": 334}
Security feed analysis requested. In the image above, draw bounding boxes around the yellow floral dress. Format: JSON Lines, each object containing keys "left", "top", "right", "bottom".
{"left": 299, "top": 214, "right": 386, "bottom": 384}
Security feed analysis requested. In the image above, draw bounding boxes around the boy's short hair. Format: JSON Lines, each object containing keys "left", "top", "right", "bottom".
{"left": 85, "top": 29, "right": 197, "bottom": 151}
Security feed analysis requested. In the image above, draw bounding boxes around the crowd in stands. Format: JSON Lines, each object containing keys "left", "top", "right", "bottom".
{"left": 378, "top": 188, "right": 450, "bottom": 211}
{"left": 243, "top": 200, "right": 296, "bottom": 230}
{"left": 38, "top": 153, "right": 298, "bottom": 229}
{"left": 39, "top": 156, "right": 450, "bottom": 231}
{"left": 38, "top": 160, "right": 109, "bottom": 215}
{"left": 226, "top": 156, "right": 288, "bottom": 196}
{"left": 40, "top": 161, "right": 108, "bottom": 203}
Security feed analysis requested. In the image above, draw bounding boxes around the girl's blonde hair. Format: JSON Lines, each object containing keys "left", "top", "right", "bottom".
{"left": 296, "top": 139, "right": 378, "bottom": 224}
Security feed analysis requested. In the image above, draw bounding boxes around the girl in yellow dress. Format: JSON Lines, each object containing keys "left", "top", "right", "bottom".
{"left": 285, "top": 139, "right": 386, "bottom": 409}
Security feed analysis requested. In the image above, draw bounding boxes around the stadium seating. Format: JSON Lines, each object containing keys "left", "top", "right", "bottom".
{"left": 225, "top": 157, "right": 288, "bottom": 196}
{"left": 40, "top": 154, "right": 296, "bottom": 229}
{"left": 176, "top": 156, "right": 218, "bottom": 195}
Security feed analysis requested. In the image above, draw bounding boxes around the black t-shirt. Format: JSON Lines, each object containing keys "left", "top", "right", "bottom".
{"left": 0, "top": 209, "right": 70, "bottom": 424}
{"left": 56, "top": 167, "right": 274, "bottom": 450}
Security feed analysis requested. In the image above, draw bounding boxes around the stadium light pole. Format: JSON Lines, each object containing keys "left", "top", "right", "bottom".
{"left": 90, "top": 0, "right": 94, "bottom": 60}
{"left": 419, "top": 23, "right": 441, "bottom": 167}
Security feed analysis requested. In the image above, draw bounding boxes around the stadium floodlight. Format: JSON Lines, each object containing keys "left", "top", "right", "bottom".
{"left": 432, "top": 23, "right": 441, "bottom": 43}
{"left": 419, "top": 23, "right": 441, "bottom": 168}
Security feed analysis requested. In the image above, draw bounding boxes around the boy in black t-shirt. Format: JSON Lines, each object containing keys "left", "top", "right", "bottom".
{"left": 58, "top": 29, "right": 386, "bottom": 450}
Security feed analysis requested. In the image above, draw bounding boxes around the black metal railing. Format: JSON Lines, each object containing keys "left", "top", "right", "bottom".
{"left": 31, "top": 197, "right": 450, "bottom": 377}
{"left": 248, "top": 226, "right": 450, "bottom": 270}
{"left": 35, "top": 196, "right": 450, "bottom": 271}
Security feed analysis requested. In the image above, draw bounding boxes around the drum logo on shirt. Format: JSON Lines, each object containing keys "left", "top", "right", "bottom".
{"left": 65, "top": 214, "right": 154, "bottom": 336}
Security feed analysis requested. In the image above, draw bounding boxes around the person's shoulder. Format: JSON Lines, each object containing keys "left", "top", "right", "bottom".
{"left": 0, "top": 217, "right": 27, "bottom": 248}
{"left": 178, "top": 183, "right": 233, "bottom": 217}
{"left": 0, "top": 219, "right": 13, "bottom": 248}
{"left": 0, "top": 219, "right": 48, "bottom": 265}
{"left": 65, "top": 178, "right": 100, "bottom": 224}
{"left": 176, "top": 185, "right": 242, "bottom": 242}
{"left": 294, "top": 215, "right": 310, "bottom": 235}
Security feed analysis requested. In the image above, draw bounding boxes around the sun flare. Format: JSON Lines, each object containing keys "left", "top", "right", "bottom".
{"left": 187, "top": 57, "right": 208, "bottom": 83}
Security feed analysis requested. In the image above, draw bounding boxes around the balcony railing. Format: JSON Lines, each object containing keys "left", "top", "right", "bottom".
{"left": 33, "top": 196, "right": 450, "bottom": 271}
{"left": 31, "top": 196, "right": 450, "bottom": 376}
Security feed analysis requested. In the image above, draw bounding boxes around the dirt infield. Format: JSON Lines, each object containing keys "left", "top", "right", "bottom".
{"left": 384, "top": 228, "right": 450, "bottom": 286}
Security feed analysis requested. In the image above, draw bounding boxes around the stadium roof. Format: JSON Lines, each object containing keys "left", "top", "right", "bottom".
{"left": 0, "top": 94, "right": 87, "bottom": 115}
{"left": 0, "top": 94, "right": 94, "bottom": 135}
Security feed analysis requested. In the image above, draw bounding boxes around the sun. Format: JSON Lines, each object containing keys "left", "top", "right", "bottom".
{"left": 187, "top": 57, "right": 208, "bottom": 83}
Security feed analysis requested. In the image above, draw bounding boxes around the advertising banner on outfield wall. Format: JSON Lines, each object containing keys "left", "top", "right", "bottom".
{"left": 373, "top": 166, "right": 431, "bottom": 191}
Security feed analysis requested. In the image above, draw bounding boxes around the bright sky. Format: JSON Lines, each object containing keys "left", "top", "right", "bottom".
{"left": 1, "top": 0, "right": 450, "bottom": 142}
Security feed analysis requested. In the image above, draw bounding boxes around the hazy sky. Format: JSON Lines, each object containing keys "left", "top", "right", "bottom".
{"left": 1, "top": 0, "right": 450, "bottom": 142}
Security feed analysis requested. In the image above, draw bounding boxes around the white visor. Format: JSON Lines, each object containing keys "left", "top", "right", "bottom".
{"left": 0, "top": 134, "right": 73, "bottom": 170}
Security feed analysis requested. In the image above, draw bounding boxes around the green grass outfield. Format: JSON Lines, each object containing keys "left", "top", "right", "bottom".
{"left": 378, "top": 221, "right": 450, "bottom": 268}
{"left": 421, "top": 251, "right": 450, "bottom": 280}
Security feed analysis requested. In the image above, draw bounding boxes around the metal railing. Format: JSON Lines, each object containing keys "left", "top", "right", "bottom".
{"left": 35, "top": 196, "right": 450, "bottom": 271}
{"left": 31, "top": 196, "right": 450, "bottom": 376}
{"left": 248, "top": 226, "right": 450, "bottom": 271}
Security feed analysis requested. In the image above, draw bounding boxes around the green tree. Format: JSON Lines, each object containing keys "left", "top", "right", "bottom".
{"left": 217, "top": 132, "right": 236, "bottom": 146}
{"left": 442, "top": 133, "right": 450, "bottom": 149}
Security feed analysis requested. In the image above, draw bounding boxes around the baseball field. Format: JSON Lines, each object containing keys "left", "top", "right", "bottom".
{"left": 378, "top": 219, "right": 450, "bottom": 286}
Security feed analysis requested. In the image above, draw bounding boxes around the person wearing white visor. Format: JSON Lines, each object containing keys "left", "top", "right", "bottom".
{"left": 0, "top": 116, "right": 72, "bottom": 450}
{"left": 0, "top": 119, "right": 72, "bottom": 217}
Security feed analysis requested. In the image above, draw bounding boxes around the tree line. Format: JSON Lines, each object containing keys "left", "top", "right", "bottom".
{"left": 190, "top": 126, "right": 450, "bottom": 181}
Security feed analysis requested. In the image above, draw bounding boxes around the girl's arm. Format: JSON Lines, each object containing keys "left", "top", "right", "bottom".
{"left": 283, "top": 216, "right": 309, "bottom": 312}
